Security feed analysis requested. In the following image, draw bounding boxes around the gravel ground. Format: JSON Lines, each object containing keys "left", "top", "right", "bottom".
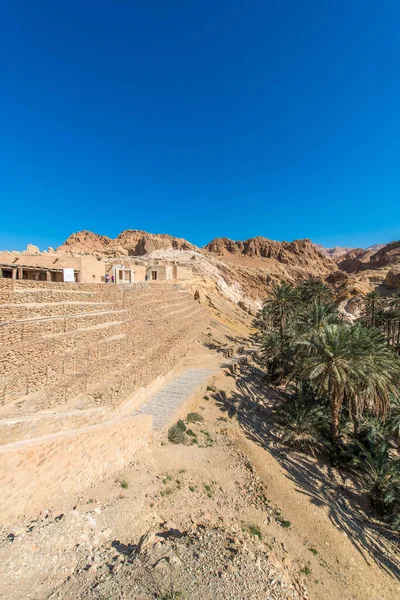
{"left": 53, "top": 524, "right": 308, "bottom": 600}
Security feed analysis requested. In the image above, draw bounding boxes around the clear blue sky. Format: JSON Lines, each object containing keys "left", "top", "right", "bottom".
{"left": 1, "top": 1, "right": 400, "bottom": 251}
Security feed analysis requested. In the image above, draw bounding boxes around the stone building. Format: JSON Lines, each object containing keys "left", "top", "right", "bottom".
{"left": 146, "top": 263, "right": 192, "bottom": 281}
{"left": 0, "top": 252, "right": 105, "bottom": 283}
{"left": 108, "top": 263, "right": 147, "bottom": 284}
{"left": 0, "top": 251, "right": 193, "bottom": 285}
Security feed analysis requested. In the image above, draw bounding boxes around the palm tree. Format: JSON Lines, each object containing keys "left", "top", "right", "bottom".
{"left": 388, "top": 293, "right": 400, "bottom": 350}
{"left": 351, "top": 439, "right": 400, "bottom": 519}
{"left": 364, "top": 291, "right": 382, "bottom": 328}
{"left": 300, "top": 324, "right": 400, "bottom": 443}
{"left": 345, "top": 326, "right": 400, "bottom": 434}
{"left": 298, "top": 277, "right": 333, "bottom": 304}
{"left": 301, "top": 324, "right": 357, "bottom": 443}
{"left": 280, "top": 401, "right": 329, "bottom": 456}
{"left": 387, "top": 396, "right": 400, "bottom": 448}
{"left": 296, "top": 300, "right": 340, "bottom": 335}
{"left": 261, "top": 330, "right": 293, "bottom": 383}
{"left": 262, "top": 283, "right": 299, "bottom": 343}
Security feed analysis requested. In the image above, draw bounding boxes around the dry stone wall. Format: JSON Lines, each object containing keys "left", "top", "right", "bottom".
{"left": 0, "top": 280, "right": 209, "bottom": 416}
{"left": 0, "top": 279, "right": 209, "bottom": 524}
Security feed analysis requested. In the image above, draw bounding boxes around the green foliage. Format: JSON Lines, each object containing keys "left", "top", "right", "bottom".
{"left": 280, "top": 519, "right": 291, "bottom": 529}
{"left": 243, "top": 523, "right": 262, "bottom": 539}
{"left": 387, "top": 395, "right": 400, "bottom": 446}
{"left": 186, "top": 412, "right": 204, "bottom": 423}
{"left": 257, "top": 280, "right": 400, "bottom": 529}
{"left": 203, "top": 483, "right": 213, "bottom": 498}
{"left": 347, "top": 436, "right": 400, "bottom": 526}
{"left": 120, "top": 479, "right": 129, "bottom": 489}
{"left": 279, "top": 398, "right": 330, "bottom": 456}
{"left": 168, "top": 420, "right": 187, "bottom": 444}
{"left": 297, "top": 277, "right": 333, "bottom": 304}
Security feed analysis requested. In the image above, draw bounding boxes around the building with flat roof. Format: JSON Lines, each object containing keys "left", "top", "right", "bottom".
{"left": 0, "top": 252, "right": 105, "bottom": 283}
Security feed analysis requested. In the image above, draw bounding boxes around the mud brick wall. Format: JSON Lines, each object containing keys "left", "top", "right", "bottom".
{"left": 0, "top": 280, "right": 209, "bottom": 415}
{"left": 0, "top": 413, "right": 152, "bottom": 525}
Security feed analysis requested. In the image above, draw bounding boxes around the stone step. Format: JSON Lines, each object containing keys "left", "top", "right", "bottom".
{"left": 42, "top": 319, "right": 125, "bottom": 339}
{"left": 0, "top": 308, "right": 128, "bottom": 326}
{"left": 134, "top": 368, "right": 215, "bottom": 431}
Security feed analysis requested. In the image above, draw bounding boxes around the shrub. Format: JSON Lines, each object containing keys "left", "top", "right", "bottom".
{"left": 342, "top": 434, "right": 400, "bottom": 528}
{"left": 243, "top": 523, "right": 262, "bottom": 539}
{"left": 168, "top": 420, "right": 187, "bottom": 444}
{"left": 279, "top": 399, "right": 330, "bottom": 456}
{"left": 280, "top": 519, "right": 291, "bottom": 529}
{"left": 187, "top": 412, "right": 204, "bottom": 423}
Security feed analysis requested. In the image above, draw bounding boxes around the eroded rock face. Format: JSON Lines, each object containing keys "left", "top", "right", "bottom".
{"left": 367, "top": 241, "right": 400, "bottom": 269}
{"left": 337, "top": 241, "right": 400, "bottom": 273}
{"left": 58, "top": 229, "right": 197, "bottom": 256}
{"left": 383, "top": 267, "right": 400, "bottom": 289}
{"left": 204, "top": 236, "right": 333, "bottom": 269}
{"left": 58, "top": 231, "right": 113, "bottom": 253}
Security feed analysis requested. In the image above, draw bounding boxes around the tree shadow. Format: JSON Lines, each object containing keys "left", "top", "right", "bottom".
{"left": 215, "top": 362, "right": 400, "bottom": 580}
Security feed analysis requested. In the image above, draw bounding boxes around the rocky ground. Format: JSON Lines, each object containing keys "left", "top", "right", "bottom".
{"left": 0, "top": 408, "right": 310, "bottom": 600}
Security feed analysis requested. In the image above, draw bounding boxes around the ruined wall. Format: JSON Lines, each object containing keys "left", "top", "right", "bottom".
{"left": 0, "top": 280, "right": 209, "bottom": 416}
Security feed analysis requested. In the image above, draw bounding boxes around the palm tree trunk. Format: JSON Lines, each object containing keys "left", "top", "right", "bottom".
{"left": 331, "top": 395, "right": 340, "bottom": 444}
{"left": 350, "top": 397, "right": 360, "bottom": 436}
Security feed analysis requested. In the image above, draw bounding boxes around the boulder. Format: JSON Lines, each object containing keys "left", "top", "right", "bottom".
{"left": 383, "top": 268, "right": 400, "bottom": 289}
{"left": 25, "top": 244, "right": 40, "bottom": 254}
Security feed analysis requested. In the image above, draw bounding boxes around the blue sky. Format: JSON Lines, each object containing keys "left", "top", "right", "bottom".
{"left": 1, "top": 1, "right": 400, "bottom": 251}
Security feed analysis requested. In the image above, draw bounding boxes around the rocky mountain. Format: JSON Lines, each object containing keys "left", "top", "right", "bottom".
{"left": 58, "top": 229, "right": 198, "bottom": 256}
{"left": 315, "top": 245, "right": 354, "bottom": 259}
{"left": 337, "top": 241, "right": 399, "bottom": 274}
{"left": 204, "top": 236, "right": 334, "bottom": 273}
{"left": 58, "top": 230, "right": 114, "bottom": 253}
{"left": 315, "top": 243, "right": 385, "bottom": 261}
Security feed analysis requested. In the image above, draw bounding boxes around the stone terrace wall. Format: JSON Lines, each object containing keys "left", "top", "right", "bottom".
{"left": 0, "top": 280, "right": 209, "bottom": 416}
{"left": 0, "top": 279, "right": 209, "bottom": 524}
{"left": 0, "top": 413, "right": 152, "bottom": 525}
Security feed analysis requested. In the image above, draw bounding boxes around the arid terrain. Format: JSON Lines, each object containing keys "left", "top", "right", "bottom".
{"left": 1, "top": 316, "right": 399, "bottom": 600}
{"left": 1, "top": 230, "right": 400, "bottom": 600}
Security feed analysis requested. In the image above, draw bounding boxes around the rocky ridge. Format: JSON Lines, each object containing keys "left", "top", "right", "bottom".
{"left": 58, "top": 229, "right": 198, "bottom": 256}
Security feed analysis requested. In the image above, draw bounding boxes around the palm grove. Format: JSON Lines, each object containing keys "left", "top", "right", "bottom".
{"left": 257, "top": 279, "right": 400, "bottom": 528}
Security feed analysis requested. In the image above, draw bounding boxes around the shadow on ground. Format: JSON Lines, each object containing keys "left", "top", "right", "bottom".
{"left": 214, "top": 360, "right": 400, "bottom": 581}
